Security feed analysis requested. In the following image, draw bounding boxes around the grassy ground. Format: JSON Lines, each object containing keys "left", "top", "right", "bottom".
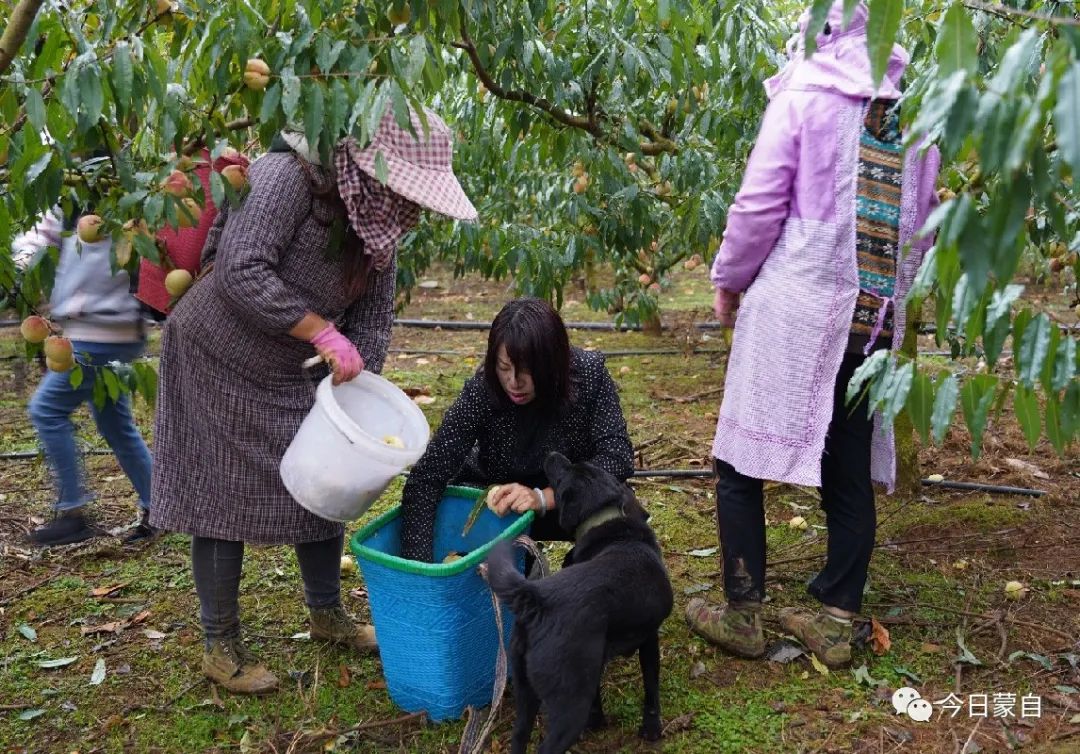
{"left": 1, "top": 267, "right": 1078, "bottom": 753}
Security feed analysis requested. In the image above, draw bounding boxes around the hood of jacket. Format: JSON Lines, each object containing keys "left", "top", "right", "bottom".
{"left": 765, "top": 1, "right": 909, "bottom": 101}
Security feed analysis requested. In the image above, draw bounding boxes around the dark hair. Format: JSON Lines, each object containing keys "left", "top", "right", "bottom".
{"left": 484, "top": 298, "right": 572, "bottom": 413}
{"left": 293, "top": 155, "right": 371, "bottom": 298}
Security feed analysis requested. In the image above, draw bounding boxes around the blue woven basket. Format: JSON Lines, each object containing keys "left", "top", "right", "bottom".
{"left": 350, "top": 486, "right": 533, "bottom": 722}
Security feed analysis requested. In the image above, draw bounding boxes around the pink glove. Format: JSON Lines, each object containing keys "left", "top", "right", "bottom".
{"left": 713, "top": 288, "right": 740, "bottom": 328}
{"left": 310, "top": 323, "right": 364, "bottom": 385}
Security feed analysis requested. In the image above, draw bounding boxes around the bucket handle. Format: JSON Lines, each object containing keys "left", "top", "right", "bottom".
{"left": 458, "top": 535, "right": 548, "bottom": 754}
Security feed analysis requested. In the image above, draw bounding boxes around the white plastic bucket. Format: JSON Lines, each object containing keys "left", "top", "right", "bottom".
{"left": 280, "top": 372, "right": 430, "bottom": 522}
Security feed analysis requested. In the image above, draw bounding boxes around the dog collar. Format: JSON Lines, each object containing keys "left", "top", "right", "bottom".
{"left": 574, "top": 506, "right": 624, "bottom": 541}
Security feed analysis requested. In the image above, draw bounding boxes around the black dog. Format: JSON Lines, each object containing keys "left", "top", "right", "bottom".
{"left": 483, "top": 452, "right": 673, "bottom": 754}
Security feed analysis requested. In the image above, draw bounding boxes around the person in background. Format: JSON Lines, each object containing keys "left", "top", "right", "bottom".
{"left": 13, "top": 206, "right": 155, "bottom": 546}
{"left": 399, "top": 297, "right": 635, "bottom": 563}
{"left": 135, "top": 148, "right": 251, "bottom": 317}
{"left": 149, "top": 108, "right": 478, "bottom": 694}
{"left": 685, "top": 1, "right": 940, "bottom": 669}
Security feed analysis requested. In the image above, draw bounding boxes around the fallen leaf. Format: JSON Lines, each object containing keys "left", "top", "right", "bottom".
{"left": 955, "top": 629, "right": 982, "bottom": 666}
{"left": 128, "top": 610, "right": 151, "bottom": 626}
{"left": 239, "top": 731, "right": 255, "bottom": 754}
{"left": 1004, "top": 458, "right": 1050, "bottom": 480}
{"left": 81, "top": 621, "right": 127, "bottom": 636}
{"left": 415, "top": 358, "right": 430, "bottom": 366}
{"left": 1070, "top": 713, "right": 1080, "bottom": 724}
{"left": 143, "top": 629, "right": 167, "bottom": 640}
{"left": 291, "top": 632, "right": 311, "bottom": 641}
{"left": 365, "top": 679, "right": 387, "bottom": 691}
{"left": 210, "top": 683, "right": 226, "bottom": 709}
{"left": 852, "top": 664, "right": 886, "bottom": 687}
{"left": 19, "top": 709, "right": 46, "bottom": 721}
{"left": 60, "top": 700, "right": 77, "bottom": 712}
{"left": 18, "top": 624, "right": 37, "bottom": 642}
{"left": 1055, "top": 685, "right": 1078, "bottom": 695}
{"left": 417, "top": 280, "right": 440, "bottom": 289}
{"left": 687, "top": 547, "right": 718, "bottom": 558}
{"left": 30, "top": 515, "right": 45, "bottom": 525}
{"left": 402, "top": 386, "right": 430, "bottom": 397}
{"left": 413, "top": 395, "right": 436, "bottom": 405}
{"left": 90, "top": 583, "right": 129, "bottom": 598}
{"left": 870, "top": 618, "right": 892, "bottom": 655}
{"left": 809, "top": 654, "right": 830, "bottom": 676}
{"left": 765, "top": 643, "right": 805, "bottom": 664}
{"left": 38, "top": 657, "right": 78, "bottom": 669}
{"left": 921, "top": 642, "right": 944, "bottom": 654}
{"left": 683, "top": 583, "right": 712, "bottom": 595}
{"left": 338, "top": 664, "right": 351, "bottom": 689}
{"left": 89, "top": 658, "right": 106, "bottom": 686}
{"left": 690, "top": 661, "right": 707, "bottom": 679}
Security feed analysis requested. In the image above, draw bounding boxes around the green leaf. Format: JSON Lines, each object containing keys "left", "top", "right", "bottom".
{"left": 803, "top": 0, "right": 834, "bottom": 56}
{"left": 931, "top": 374, "right": 959, "bottom": 444}
{"left": 1056, "top": 62, "right": 1080, "bottom": 179}
{"left": 1041, "top": 325, "right": 1061, "bottom": 395}
{"left": 209, "top": 170, "right": 225, "bottom": 211}
{"left": 936, "top": 2, "right": 978, "bottom": 78}
{"left": 405, "top": 33, "right": 427, "bottom": 85}
{"left": 38, "top": 656, "right": 78, "bottom": 669}
{"left": 280, "top": 69, "right": 301, "bottom": 123}
{"left": 1017, "top": 314, "right": 1052, "bottom": 388}
{"left": 960, "top": 374, "right": 999, "bottom": 459}
{"left": 984, "top": 285, "right": 1024, "bottom": 365}
{"left": 1045, "top": 393, "right": 1067, "bottom": 455}
{"left": 112, "top": 41, "right": 134, "bottom": 108}
{"left": 1053, "top": 336, "right": 1077, "bottom": 392}
{"left": 69, "top": 364, "right": 84, "bottom": 390}
{"left": 907, "top": 371, "right": 935, "bottom": 444}
{"left": 866, "top": 0, "right": 903, "bottom": 90}
{"left": 24, "top": 87, "right": 46, "bottom": 133}
{"left": 846, "top": 349, "right": 889, "bottom": 406}
{"left": 1013, "top": 384, "right": 1041, "bottom": 451}
{"left": 373, "top": 149, "right": 389, "bottom": 186}
{"left": 259, "top": 81, "right": 281, "bottom": 124}
{"left": 852, "top": 664, "right": 887, "bottom": 687}
{"left": 18, "top": 624, "right": 37, "bottom": 642}
{"left": 1061, "top": 381, "right": 1080, "bottom": 444}
{"left": 881, "top": 361, "right": 915, "bottom": 427}
{"left": 303, "top": 81, "right": 325, "bottom": 157}
{"left": 102, "top": 368, "right": 121, "bottom": 402}
{"left": 19, "top": 709, "right": 45, "bottom": 721}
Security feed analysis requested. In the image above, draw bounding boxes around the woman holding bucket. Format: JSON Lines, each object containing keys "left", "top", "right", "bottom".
{"left": 150, "top": 108, "right": 478, "bottom": 694}
{"left": 399, "top": 298, "right": 635, "bottom": 562}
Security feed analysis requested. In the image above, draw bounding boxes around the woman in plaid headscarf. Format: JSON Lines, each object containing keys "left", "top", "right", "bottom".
{"left": 150, "top": 109, "right": 477, "bottom": 694}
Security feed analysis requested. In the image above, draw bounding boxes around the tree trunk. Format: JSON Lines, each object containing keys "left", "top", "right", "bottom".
{"left": 0, "top": 0, "right": 46, "bottom": 78}
{"left": 894, "top": 300, "right": 922, "bottom": 497}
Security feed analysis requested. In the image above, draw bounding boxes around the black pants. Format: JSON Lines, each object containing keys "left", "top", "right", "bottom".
{"left": 191, "top": 533, "right": 344, "bottom": 643}
{"left": 714, "top": 352, "right": 876, "bottom": 613}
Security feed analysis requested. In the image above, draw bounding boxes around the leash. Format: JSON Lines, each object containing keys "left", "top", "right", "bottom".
{"left": 458, "top": 535, "right": 548, "bottom": 754}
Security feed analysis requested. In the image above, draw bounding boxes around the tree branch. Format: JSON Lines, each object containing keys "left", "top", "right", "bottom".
{"left": 0, "top": 0, "right": 45, "bottom": 77}
{"left": 963, "top": 1, "right": 1080, "bottom": 26}
{"left": 180, "top": 117, "right": 255, "bottom": 156}
{"left": 453, "top": 20, "right": 601, "bottom": 137}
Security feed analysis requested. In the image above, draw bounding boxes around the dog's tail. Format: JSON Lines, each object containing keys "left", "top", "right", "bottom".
{"left": 483, "top": 541, "right": 541, "bottom": 621}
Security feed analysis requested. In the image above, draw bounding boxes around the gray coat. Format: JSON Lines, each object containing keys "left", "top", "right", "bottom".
{"left": 149, "top": 152, "right": 396, "bottom": 544}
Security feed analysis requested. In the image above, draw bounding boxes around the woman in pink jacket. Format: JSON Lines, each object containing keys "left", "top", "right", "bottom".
{"left": 686, "top": 1, "right": 940, "bottom": 668}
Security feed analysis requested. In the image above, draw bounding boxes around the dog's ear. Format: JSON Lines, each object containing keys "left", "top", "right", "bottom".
{"left": 618, "top": 484, "right": 650, "bottom": 524}
{"left": 543, "top": 451, "right": 571, "bottom": 483}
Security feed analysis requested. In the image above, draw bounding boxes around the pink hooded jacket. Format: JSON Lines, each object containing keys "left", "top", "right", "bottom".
{"left": 709, "top": 1, "right": 940, "bottom": 491}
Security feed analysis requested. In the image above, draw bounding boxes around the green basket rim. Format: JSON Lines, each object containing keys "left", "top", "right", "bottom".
{"left": 349, "top": 485, "right": 535, "bottom": 575}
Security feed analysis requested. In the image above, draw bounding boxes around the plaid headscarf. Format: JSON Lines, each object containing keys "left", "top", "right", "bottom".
{"left": 334, "top": 137, "right": 421, "bottom": 272}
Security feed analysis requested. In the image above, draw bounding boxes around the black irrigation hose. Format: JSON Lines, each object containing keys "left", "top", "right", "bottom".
{"left": 0, "top": 450, "right": 1045, "bottom": 497}
{"left": 629, "top": 468, "right": 1046, "bottom": 497}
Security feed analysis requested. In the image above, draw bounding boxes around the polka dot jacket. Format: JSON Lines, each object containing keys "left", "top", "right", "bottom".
{"left": 399, "top": 348, "right": 635, "bottom": 562}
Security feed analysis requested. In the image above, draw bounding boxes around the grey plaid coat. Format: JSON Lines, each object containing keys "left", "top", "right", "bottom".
{"left": 149, "top": 153, "right": 396, "bottom": 544}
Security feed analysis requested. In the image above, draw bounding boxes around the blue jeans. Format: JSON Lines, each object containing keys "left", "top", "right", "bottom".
{"left": 28, "top": 339, "right": 153, "bottom": 513}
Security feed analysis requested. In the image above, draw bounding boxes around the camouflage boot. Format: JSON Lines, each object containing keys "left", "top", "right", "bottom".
{"left": 685, "top": 598, "right": 765, "bottom": 659}
{"left": 202, "top": 637, "right": 278, "bottom": 695}
{"left": 778, "top": 607, "right": 853, "bottom": 669}
{"left": 309, "top": 605, "right": 378, "bottom": 654}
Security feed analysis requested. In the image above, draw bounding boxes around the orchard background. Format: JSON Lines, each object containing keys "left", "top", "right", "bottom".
{"left": 1, "top": 1, "right": 1079, "bottom": 752}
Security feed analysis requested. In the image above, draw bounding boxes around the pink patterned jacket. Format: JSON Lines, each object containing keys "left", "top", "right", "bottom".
{"left": 709, "top": 1, "right": 941, "bottom": 491}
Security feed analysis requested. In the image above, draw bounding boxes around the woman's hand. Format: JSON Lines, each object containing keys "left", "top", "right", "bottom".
{"left": 713, "top": 288, "right": 740, "bottom": 329}
{"left": 487, "top": 484, "right": 554, "bottom": 517}
{"left": 309, "top": 323, "right": 364, "bottom": 385}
